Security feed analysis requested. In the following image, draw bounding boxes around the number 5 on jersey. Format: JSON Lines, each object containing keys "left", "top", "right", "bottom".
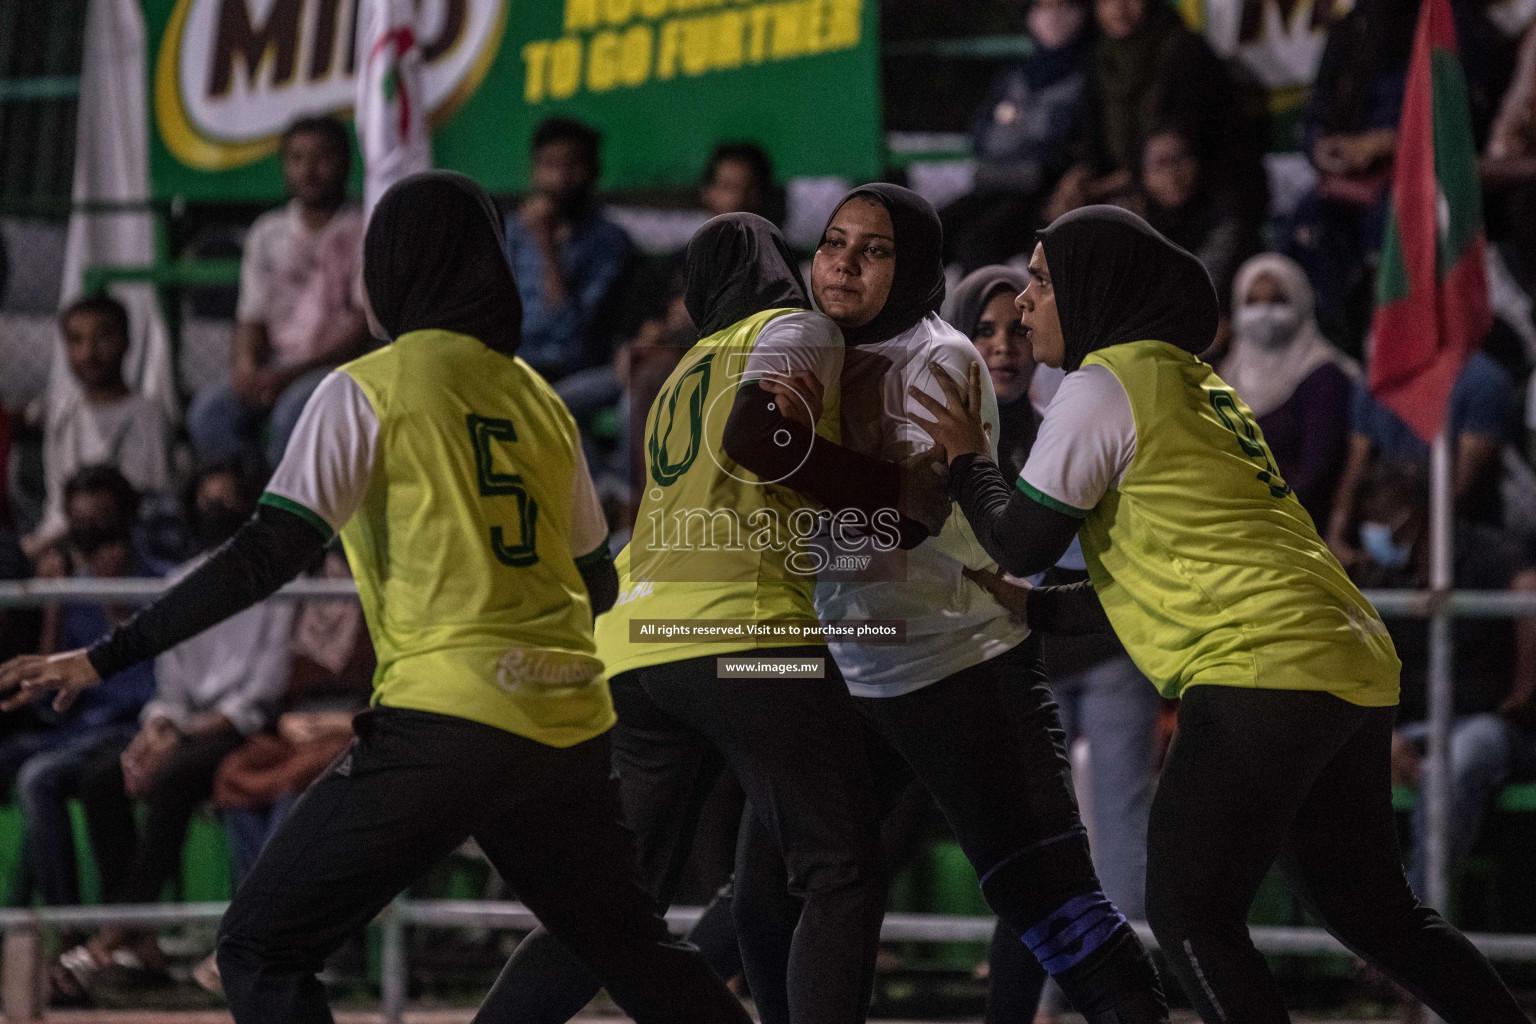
{"left": 466, "top": 413, "right": 540, "bottom": 567}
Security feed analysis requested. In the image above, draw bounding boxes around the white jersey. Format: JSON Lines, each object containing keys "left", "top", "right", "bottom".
{"left": 814, "top": 313, "right": 1027, "bottom": 698}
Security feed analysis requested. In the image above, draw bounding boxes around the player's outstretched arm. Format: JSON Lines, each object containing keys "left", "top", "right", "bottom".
{"left": 909, "top": 363, "right": 1080, "bottom": 577}
{"left": 0, "top": 506, "right": 330, "bottom": 714}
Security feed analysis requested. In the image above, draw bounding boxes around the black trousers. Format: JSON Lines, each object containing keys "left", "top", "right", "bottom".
{"left": 1146, "top": 685, "right": 1527, "bottom": 1024}
{"left": 729, "top": 637, "right": 1165, "bottom": 1024}
{"left": 477, "top": 647, "right": 886, "bottom": 1024}
{"left": 216, "top": 707, "right": 748, "bottom": 1024}
{"left": 82, "top": 729, "right": 246, "bottom": 904}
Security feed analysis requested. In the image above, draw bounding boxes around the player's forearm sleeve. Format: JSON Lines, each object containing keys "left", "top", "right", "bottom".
{"left": 1027, "top": 580, "right": 1114, "bottom": 637}
{"left": 722, "top": 382, "right": 929, "bottom": 549}
{"left": 576, "top": 544, "right": 619, "bottom": 617}
{"left": 950, "top": 453, "right": 1080, "bottom": 578}
{"left": 86, "top": 505, "right": 327, "bottom": 680}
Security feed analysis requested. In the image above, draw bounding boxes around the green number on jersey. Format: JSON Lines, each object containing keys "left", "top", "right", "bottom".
{"left": 648, "top": 355, "right": 714, "bottom": 487}
{"left": 1209, "top": 390, "right": 1292, "bottom": 500}
{"left": 466, "top": 413, "right": 540, "bottom": 567}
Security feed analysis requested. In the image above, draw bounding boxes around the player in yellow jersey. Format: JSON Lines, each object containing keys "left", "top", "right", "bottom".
{"left": 477, "top": 212, "right": 952, "bottom": 1024}
{"left": 911, "top": 205, "right": 1528, "bottom": 1024}
{"left": 0, "top": 174, "right": 748, "bottom": 1024}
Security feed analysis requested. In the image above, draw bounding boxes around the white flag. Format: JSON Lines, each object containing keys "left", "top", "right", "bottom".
{"left": 356, "top": 0, "right": 432, "bottom": 223}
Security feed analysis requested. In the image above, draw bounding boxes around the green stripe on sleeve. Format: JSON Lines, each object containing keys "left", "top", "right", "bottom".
{"left": 1016, "top": 477, "right": 1091, "bottom": 519}
{"left": 575, "top": 536, "right": 614, "bottom": 570}
{"left": 258, "top": 493, "right": 335, "bottom": 541}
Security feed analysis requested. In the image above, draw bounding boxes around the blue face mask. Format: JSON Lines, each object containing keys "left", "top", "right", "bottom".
{"left": 1360, "top": 522, "right": 1413, "bottom": 570}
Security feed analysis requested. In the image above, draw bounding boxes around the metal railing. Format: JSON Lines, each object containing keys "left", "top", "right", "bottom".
{"left": 3, "top": 898, "right": 1536, "bottom": 1023}
{"left": 0, "top": 577, "right": 1532, "bottom": 1020}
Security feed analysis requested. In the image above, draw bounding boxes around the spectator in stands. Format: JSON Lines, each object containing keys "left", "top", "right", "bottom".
{"left": 55, "top": 461, "right": 292, "bottom": 993}
{"left": 1485, "top": 19, "right": 1536, "bottom": 181}
{"left": 944, "top": 266, "right": 1039, "bottom": 476}
{"left": 941, "top": 0, "right": 1092, "bottom": 271}
{"left": 0, "top": 404, "right": 32, "bottom": 666}
{"left": 1327, "top": 346, "right": 1519, "bottom": 565}
{"left": 11, "top": 467, "right": 156, "bottom": 910}
{"left": 504, "top": 117, "right": 632, "bottom": 382}
{"left": 605, "top": 142, "right": 771, "bottom": 395}
{"left": 1219, "top": 254, "right": 1358, "bottom": 523}
{"left": 187, "top": 116, "right": 368, "bottom": 470}
{"left": 1047, "top": 0, "right": 1253, "bottom": 223}
{"left": 25, "top": 296, "right": 170, "bottom": 560}
{"left": 701, "top": 143, "right": 779, "bottom": 223}
{"left": 1351, "top": 460, "right": 1536, "bottom": 899}
{"left": 1123, "top": 125, "right": 1257, "bottom": 315}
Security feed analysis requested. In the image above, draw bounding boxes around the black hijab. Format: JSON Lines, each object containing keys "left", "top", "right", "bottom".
{"left": 820, "top": 183, "right": 945, "bottom": 346}
{"left": 684, "top": 213, "right": 808, "bottom": 337}
{"left": 362, "top": 171, "right": 522, "bottom": 355}
{"left": 942, "top": 265, "right": 1029, "bottom": 340}
{"left": 1036, "top": 205, "right": 1218, "bottom": 372}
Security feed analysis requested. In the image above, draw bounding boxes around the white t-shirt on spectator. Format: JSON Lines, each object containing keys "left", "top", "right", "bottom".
{"left": 148, "top": 553, "right": 296, "bottom": 736}
{"left": 32, "top": 392, "right": 171, "bottom": 548}
{"left": 238, "top": 201, "right": 365, "bottom": 368}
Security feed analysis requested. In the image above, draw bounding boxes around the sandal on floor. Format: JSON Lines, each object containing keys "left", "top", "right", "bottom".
{"left": 52, "top": 945, "right": 103, "bottom": 1006}
{"left": 101, "top": 947, "right": 174, "bottom": 989}
{"left": 192, "top": 952, "right": 222, "bottom": 996}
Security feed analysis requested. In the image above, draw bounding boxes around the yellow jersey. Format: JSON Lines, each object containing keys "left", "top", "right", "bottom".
{"left": 597, "top": 309, "right": 844, "bottom": 677}
{"left": 1020, "top": 340, "right": 1400, "bottom": 706}
{"left": 261, "top": 330, "right": 615, "bottom": 747}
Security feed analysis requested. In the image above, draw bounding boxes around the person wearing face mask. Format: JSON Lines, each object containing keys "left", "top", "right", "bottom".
{"left": 715, "top": 188, "right": 1166, "bottom": 1024}
{"left": 942, "top": 0, "right": 1093, "bottom": 272}
{"left": 5, "top": 467, "right": 159, "bottom": 920}
{"left": 1219, "top": 253, "right": 1358, "bottom": 522}
{"left": 911, "top": 204, "right": 1528, "bottom": 1024}
{"left": 1350, "top": 460, "right": 1536, "bottom": 925}
{"left": 53, "top": 460, "right": 297, "bottom": 998}
{"left": 0, "top": 172, "right": 751, "bottom": 1024}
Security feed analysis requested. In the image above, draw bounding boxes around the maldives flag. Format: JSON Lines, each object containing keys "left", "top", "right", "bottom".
{"left": 1369, "top": 0, "right": 1491, "bottom": 443}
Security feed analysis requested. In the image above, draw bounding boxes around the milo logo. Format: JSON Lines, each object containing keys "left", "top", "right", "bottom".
{"left": 155, "top": 0, "right": 507, "bottom": 170}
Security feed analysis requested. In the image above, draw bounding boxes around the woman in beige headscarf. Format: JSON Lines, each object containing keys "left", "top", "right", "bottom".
{"left": 1219, "top": 253, "right": 1358, "bottom": 521}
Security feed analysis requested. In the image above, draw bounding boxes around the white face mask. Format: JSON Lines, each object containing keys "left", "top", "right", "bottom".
{"left": 1028, "top": 3, "right": 1085, "bottom": 50}
{"left": 1235, "top": 303, "right": 1302, "bottom": 349}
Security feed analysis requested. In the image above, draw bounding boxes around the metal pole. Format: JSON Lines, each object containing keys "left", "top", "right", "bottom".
{"left": 1424, "top": 432, "right": 1456, "bottom": 917}
{"left": 380, "top": 897, "right": 408, "bottom": 1024}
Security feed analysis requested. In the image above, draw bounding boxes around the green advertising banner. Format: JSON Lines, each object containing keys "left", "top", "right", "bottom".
{"left": 144, "top": 0, "right": 883, "bottom": 203}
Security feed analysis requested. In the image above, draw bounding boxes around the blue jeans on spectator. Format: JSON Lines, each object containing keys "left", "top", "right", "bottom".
{"left": 224, "top": 795, "right": 297, "bottom": 889}
{"left": 1052, "top": 655, "right": 1163, "bottom": 919}
{"left": 15, "top": 724, "right": 137, "bottom": 905}
{"left": 187, "top": 367, "right": 331, "bottom": 469}
{"left": 1400, "top": 714, "right": 1536, "bottom": 898}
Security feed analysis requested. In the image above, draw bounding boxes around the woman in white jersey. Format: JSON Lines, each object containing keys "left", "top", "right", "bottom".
{"left": 723, "top": 185, "right": 1167, "bottom": 1024}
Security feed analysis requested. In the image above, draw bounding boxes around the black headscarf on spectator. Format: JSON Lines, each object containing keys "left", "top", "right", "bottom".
{"left": 821, "top": 183, "right": 946, "bottom": 346}
{"left": 684, "top": 213, "right": 808, "bottom": 338}
{"left": 943, "top": 265, "right": 1030, "bottom": 340}
{"left": 1037, "top": 204, "right": 1218, "bottom": 372}
{"left": 362, "top": 171, "right": 522, "bottom": 355}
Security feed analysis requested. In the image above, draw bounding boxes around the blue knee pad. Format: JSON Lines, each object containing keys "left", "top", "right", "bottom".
{"left": 1022, "top": 891, "right": 1129, "bottom": 975}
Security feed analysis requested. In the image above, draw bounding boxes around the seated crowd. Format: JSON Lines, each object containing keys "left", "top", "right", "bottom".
{"left": 0, "top": 0, "right": 1534, "bottom": 1009}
